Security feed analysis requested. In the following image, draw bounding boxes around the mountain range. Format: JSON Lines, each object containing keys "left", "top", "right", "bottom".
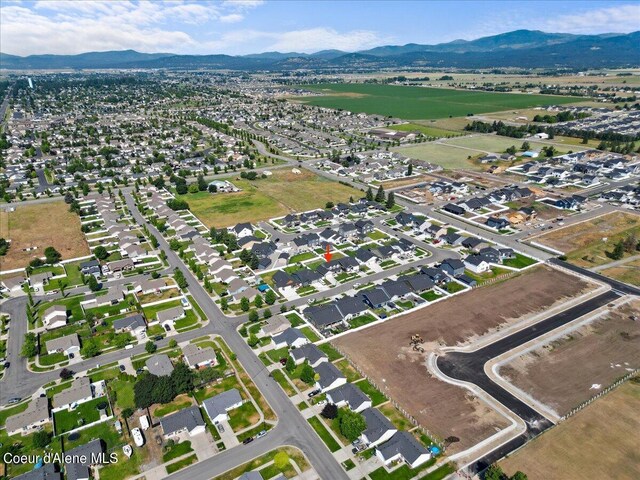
{"left": 1, "top": 30, "right": 639, "bottom": 70}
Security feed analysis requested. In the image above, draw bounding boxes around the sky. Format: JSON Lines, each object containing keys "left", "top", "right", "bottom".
{"left": 1, "top": 0, "right": 639, "bottom": 57}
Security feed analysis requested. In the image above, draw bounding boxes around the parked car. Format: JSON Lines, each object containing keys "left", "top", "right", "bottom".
{"left": 119, "top": 365, "right": 126, "bottom": 372}
{"left": 8, "top": 397, "right": 21, "bottom": 405}
{"left": 279, "top": 358, "right": 288, "bottom": 366}
{"left": 154, "top": 335, "right": 163, "bottom": 341}
{"left": 242, "top": 437, "right": 254, "bottom": 445}
{"left": 217, "top": 423, "right": 225, "bottom": 433}
{"left": 256, "top": 430, "right": 267, "bottom": 439}
{"left": 3, "top": 362, "right": 9, "bottom": 369}
{"left": 307, "top": 389, "right": 322, "bottom": 398}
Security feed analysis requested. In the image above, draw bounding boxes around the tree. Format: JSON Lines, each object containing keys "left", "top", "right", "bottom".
{"left": 300, "top": 363, "right": 315, "bottom": 384}
{"left": 273, "top": 451, "right": 290, "bottom": 470}
{"left": 197, "top": 175, "right": 207, "bottom": 191}
{"left": 176, "top": 183, "right": 188, "bottom": 195}
{"left": 0, "top": 238, "right": 9, "bottom": 256}
{"left": 609, "top": 240, "right": 625, "bottom": 260}
{"left": 134, "top": 373, "right": 158, "bottom": 409}
{"left": 94, "top": 246, "right": 109, "bottom": 260}
{"left": 263, "top": 308, "right": 272, "bottom": 319}
{"left": 338, "top": 409, "right": 366, "bottom": 441}
{"left": 63, "top": 192, "right": 74, "bottom": 204}
{"left": 87, "top": 275, "right": 101, "bottom": 292}
{"left": 321, "top": 403, "right": 338, "bottom": 419}
{"left": 484, "top": 464, "right": 505, "bottom": 480}
{"left": 152, "top": 375, "right": 176, "bottom": 404}
{"left": 59, "top": 368, "right": 74, "bottom": 380}
{"left": 521, "top": 141, "right": 530, "bottom": 151}
{"left": 264, "top": 289, "right": 276, "bottom": 305}
{"left": 325, "top": 201, "right": 334, "bottom": 209}
{"left": 145, "top": 341, "right": 157, "bottom": 354}
{"left": 365, "top": 186, "right": 374, "bottom": 201}
{"left": 81, "top": 340, "right": 101, "bottom": 358}
{"left": 254, "top": 295, "right": 263, "bottom": 309}
{"left": 240, "top": 297, "right": 250, "bottom": 312}
{"left": 113, "top": 334, "right": 129, "bottom": 349}
{"left": 21, "top": 333, "right": 38, "bottom": 358}
{"left": 248, "top": 309, "right": 259, "bottom": 322}
{"left": 510, "top": 472, "right": 528, "bottom": 480}
{"left": 285, "top": 355, "right": 296, "bottom": 373}
{"left": 173, "top": 268, "right": 188, "bottom": 289}
{"left": 121, "top": 408, "right": 134, "bottom": 419}
{"left": 44, "top": 246, "right": 61, "bottom": 264}
{"left": 386, "top": 192, "right": 395, "bottom": 209}
{"left": 221, "top": 297, "right": 229, "bottom": 311}
{"left": 407, "top": 163, "right": 413, "bottom": 176}
{"left": 168, "top": 339, "right": 177, "bottom": 348}
{"left": 248, "top": 333, "right": 259, "bottom": 347}
{"left": 375, "top": 185, "right": 385, "bottom": 203}
{"left": 171, "top": 362, "right": 194, "bottom": 394}
{"left": 32, "top": 430, "right": 52, "bottom": 448}
{"left": 208, "top": 184, "right": 217, "bottom": 193}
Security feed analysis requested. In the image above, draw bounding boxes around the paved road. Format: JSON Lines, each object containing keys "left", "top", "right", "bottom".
{"left": 549, "top": 258, "right": 640, "bottom": 296}
{"left": 436, "top": 287, "right": 621, "bottom": 473}
{"left": 123, "top": 194, "right": 348, "bottom": 480}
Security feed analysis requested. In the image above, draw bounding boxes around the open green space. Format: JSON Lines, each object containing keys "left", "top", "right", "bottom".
{"left": 307, "top": 416, "right": 341, "bottom": 452}
{"left": 53, "top": 397, "right": 110, "bottom": 434}
{"left": 294, "top": 83, "right": 577, "bottom": 120}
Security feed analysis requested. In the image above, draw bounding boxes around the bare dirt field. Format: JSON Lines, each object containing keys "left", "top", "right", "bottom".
{"left": 500, "top": 379, "right": 640, "bottom": 480}
{"left": 333, "top": 266, "right": 592, "bottom": 452}
{"left": 533, "top": 211, "right": 640, "bottom": 267}
{"left": 0, "top": 201, "right": 89, "bottom": 270}
{"left": 499, "top": 299, "right": 640, "bottom": 415}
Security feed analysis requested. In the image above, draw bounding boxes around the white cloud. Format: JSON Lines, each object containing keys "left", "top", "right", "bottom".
{"left": 219, "top": 13, "right": 244, "bottom": 23}
{"left": 544, "top": 4, "right": 640, "bottom": 34}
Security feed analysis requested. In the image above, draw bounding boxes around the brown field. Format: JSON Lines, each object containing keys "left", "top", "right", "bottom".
{"left": 533, "top": 212, "right": 640, "bottom": 267}
{"left": 333, "top": 266, "right": 591, "bottom": 451}
{"left": 0, "top": 202, "right": 89, "bottom": 270}
{"left": 600, "top": 257, "right": 640, "bottom": 286}
{"left": 500, "top": 379, "right": 640, "bottom": 480}
{"left": 500, "top": 299, "right": 640, "bottom": 415}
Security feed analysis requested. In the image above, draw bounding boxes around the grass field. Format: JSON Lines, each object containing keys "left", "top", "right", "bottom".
{"left": 177, "top": 169, "right": 361, "bottom": 228}
{"left": 534, "top": 212, "right": 640, "bottom": 269}
{"left": 0, "top": 201, "right": 89, "bottom": 270}
{"left": 293, "top": 83, "right": 577, "bottom": 120}
{"left": 500, "top": 379, "right": 640, "bottom": 480}
{"left": 389, "top": 123, "right": 461, "bottom": 138}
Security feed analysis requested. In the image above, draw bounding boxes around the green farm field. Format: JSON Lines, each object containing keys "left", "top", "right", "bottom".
{"left": 177, "top": 168, "right": 361, "bottom": 228}
{"left": 293, "top": 84, "right": 578, "bottom": 120}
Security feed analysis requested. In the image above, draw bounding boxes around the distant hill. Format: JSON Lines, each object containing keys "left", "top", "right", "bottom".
{"left": 1, "top": 30, "right": 638, "bottom": 70}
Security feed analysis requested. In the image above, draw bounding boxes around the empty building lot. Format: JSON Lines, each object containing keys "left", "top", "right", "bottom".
{"left": 499, "top": 299, "right": 640, "bottom": 415}
{"left": 500, "top": 379, "right": 640, "bottom": 480}
{"left": 334, "top": 266, "right": 591, "bottom": 452}
{"left": 0, "top": 201, "right": 89, "bottom": 270}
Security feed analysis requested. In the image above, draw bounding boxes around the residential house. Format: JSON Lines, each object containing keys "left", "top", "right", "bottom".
{"left": 145, "top": 354, "right": 174, "bottom": 377}
{"left": 232, "top": 223, "right": 254, "bottom": 238}
{"left": 160, "top": 406, "right": 206, "bottom": 438}
{"left": 80, "top": 259, "right": 101, "bottom": 276}
{"left": 464, "top": 255, "right": 491, "bottom": 274}
{"left": 361, "top": 407, "right": 397, "bottom": 447}
{"left": 376, "top": 431, "right": 431, "bottom": 469}
{"left": 260, "top": 315, "right": 291, "bottom": 337}
{"left": 202, "top": 389, "right": 244, "bottom": 424}
{"left": 315, "top": 361, "right": 347, "bottom": 392}
{"left": 326, "top": 383, "right": 371, "bottom": 413}
{"left": 290, "top": 343, "right": 328, "bottom": 368}
{"left": 42, "top": 305, "right": 67, "bottom": 330}
{"left": 52, "top": 377, "right": 94, "bottom": 411}
{"left": 182, "top": 343, "right": 218, "bottom": 368}
{"left": 113, "top": 314, "right": 147, "bottom": 337}
{"left": 304, "top": 304, "right": 344, "bottom": 331}
{"left": 45, "top": 333, "right": 80, "bottom": 357}
{"left": 155, "top": 306, "right": 185, "bottom": 330}
{"left": 272, "top": 328, "right": 309, "bottom": 349}
{"left": 440, "top": 258, "right": 465, "bottom": 278}
{"left": 64, "top": 439, "right": 106, "bottom": 480}
{"left": 5, "top": 396, "right": 50, "bottom": 436}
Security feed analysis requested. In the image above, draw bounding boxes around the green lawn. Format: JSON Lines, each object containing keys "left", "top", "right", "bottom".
{"left": 367, "top": 230, "right": 389, "bottom": 240}
{"left": 166, "top": 454, "right": 197, "bottom": 474}
{"left": 290, "top": 251, "right": 317, "bottom": 264}
{"left": 308, "top": 416, "right": 341, "bottom": 452}
{"left": 110, "top": 377, "right": 135, "bottom": 410}
{"left": 154, "top": 399, "right": 193, "bottom": 418}
{"left": 355, "top": 379, "right": 387, "bottom": 406}
{"left": 54, "top": 397, "right": 110, "bottom": 434}
{"left": 294, "top": 83, "right": 576, "bottom": 120}
{"left": 420, "top": 290, "right": 443, "bottom": 301}
{"left": 348, "top": 313, "right": 377, "bottom": 329}
{"left": 503, "top": 253, "right": 538, "bottom": 269}
{"left": 318, "top": 343, "right": 343, "bottom": 361}
{"left": 334, "top": 358, "right": 363, "bottom": 383}
{"left": 390, "top": 123, "right": 461, "bottom": 138}
{"left": 162, "top": 441, "right": 193, "bottom": 462}
{"left": 299, "top": 326, "right": 321, "bottom": 342}
{"left": 272, "top": 369, "right": 297, "bottom": 397}
{"left": 228, "top": 401, "right": 260, "bottom": 432}
{"left": 368, "top": 459, "right": 451, "bottom": 480}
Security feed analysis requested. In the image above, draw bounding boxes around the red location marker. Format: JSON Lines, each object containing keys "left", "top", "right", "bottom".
{"left": 324, "top": 244, "right": 332, "bottom": 262}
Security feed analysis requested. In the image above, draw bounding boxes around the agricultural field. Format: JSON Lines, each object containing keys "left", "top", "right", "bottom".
{"left": 500, "top": 379, "right": 640, "bottom": 480}
{"left": 0, "top": 201, "right": 89, "bottom": 270}
{"left": 176, "top": 168, "right": 361, "bottom": 228}
{"left": 292, "top": 83, "right": 577, "bottom": 120}
{"left": 333, "top": 266, "right": 592, "bottom": 452}
{"left": 441, "top": 134, "right": 587, "bottom": 155}
{"left": 533, "top": 212, "right": 640, "bottom": 269}
{"left": 499, "top": 299, "right": 640, "bottom": 415}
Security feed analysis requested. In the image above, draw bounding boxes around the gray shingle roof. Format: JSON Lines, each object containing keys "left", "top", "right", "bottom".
{"left": 160, "top": 405, "right": 205, "bottom": 436}
{"left": 361, "top": 407, "right": 396, "bottom": 444}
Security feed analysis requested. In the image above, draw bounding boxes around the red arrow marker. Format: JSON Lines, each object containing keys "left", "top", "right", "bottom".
{"left": 324, "top": 244, "right": 332, "bottom": 262}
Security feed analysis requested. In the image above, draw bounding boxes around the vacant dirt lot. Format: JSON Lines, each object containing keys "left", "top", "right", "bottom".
{"left": 500, "top": 379, "right": 640, "bottom": 480}
{"left": 499, "top": 299, "right": 640, "bottom": 415}
{"left": 334, "top": 266, "right": 591, "bottom": 452}
{"left": 0, "top": 202, "right": 89, "bottom": 270}
{"left": 534, "top": 211, "right": 640, "bottom": 267}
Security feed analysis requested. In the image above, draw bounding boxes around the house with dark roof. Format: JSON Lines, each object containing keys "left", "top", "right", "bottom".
{"left": 80, "top": 259, "right": 101, "bottom": 277}
{"left": 232, "top": 222, "right": 254, "bottom": 238}
{"left": 362, "top": 287, "right": 391, "bottom": 308}
{"left": 440, "top": 258, "right": 465, "bottom": 278}
{"left": 304, "top": 304, "right": 344, "bottom": 330}
{"left": 326, "top": 383, "right": 371, "bottom": 413}
{"left": 160, "top": 406, "right": 206, "bottom": 438}
{"left": 113, "top": 314, "right": 147, "bottom": 337}
{"left": 361, "top": 407, "right": 397, "bottom": 447}
{"left": 420, "top": 267, "right": 448, "bottom": 284}
{"left": 335, "top": 296, "right": 369, "bottom": 320}
{"left": 202, "top": 389, "right": 244, "bottom": 423}
{"left": 464, "top": 254, "right": 491, "bottom": 274}
{"left": 403, "top": 274, "right": 434, "bottom": 293}
{"left": 376, "top": 431, "right": 431, "bottom": 469}
{"left": 145, "top": 354, "right": 174, "bottom": 377}
{"left": 64, "top": 439, "right": 105, "bottom": 480}
{"left": 290, "top": 343, "right": 328, "bottom": 368}
{"left": 13, "top": 463, "right": 62, "bottom": 480}
{"left": 315, "top": 362, "right": 347, "bottom": 392}
{"left": 486, "top": 216, "right": 510, "bottom": 230}
{"left": 272, "top": 328, "right": 309, "bottom": 349}
{"left": 443, "top": 203, "right": 465, "bottom": 216}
